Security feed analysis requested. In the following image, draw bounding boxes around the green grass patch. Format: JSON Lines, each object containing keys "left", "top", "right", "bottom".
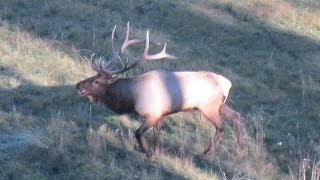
{"left": 0, "top": 0, "right": 319, "bottom": 179}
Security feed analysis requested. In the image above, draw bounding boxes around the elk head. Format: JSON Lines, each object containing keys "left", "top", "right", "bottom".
{"left": 76, "top": 22, "right": 176, "bottom": 103}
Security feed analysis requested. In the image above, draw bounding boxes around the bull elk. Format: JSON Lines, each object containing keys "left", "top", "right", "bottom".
{"left": 76, "top": 22, "right": 243, "bottom": 157}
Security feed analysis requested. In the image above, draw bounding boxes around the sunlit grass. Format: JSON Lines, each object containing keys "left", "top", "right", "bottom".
{"left": 0, "top": 0, "right": 319, "bottom": 179}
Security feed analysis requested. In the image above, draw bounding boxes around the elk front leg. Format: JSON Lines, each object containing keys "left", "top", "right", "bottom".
{"left": 135, "top": 121, "right": 152, "bottom": 157}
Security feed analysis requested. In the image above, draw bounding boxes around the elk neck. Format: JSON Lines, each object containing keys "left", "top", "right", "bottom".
{"left": 101, "top": 78, "right": 136, "bottom": 114}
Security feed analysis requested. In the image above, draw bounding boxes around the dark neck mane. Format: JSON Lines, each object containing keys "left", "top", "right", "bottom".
{"left": 101, "top": 78, "right": 136, "bottom": 114}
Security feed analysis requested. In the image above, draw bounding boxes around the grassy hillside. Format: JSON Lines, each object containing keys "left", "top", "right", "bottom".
{"left": 0, "top": 0, "right": 319, "bottom": 179}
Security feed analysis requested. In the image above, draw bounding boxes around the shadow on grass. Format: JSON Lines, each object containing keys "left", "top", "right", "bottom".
{"left": 0, "top": 0, "right": 320, "bottom": 176}
{"left": 0, "top": 65, "right": 222, "bottom": 178}
{"left": 0, "top": 65, "right": 187, "bottom": 179}
{"left": 0, "top": 134, "right": 184, "bottom": 179}
{"left": 0, "top": 66, "right": 78, "bottom": 117}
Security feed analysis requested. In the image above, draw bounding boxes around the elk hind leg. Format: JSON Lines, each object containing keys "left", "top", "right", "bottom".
{"left": 220, "top": 104, "right": 244, "bottom": 149}
{"left": 204, "top": 124, "right": 224, "bottom": 156}
{"left": 152, "top": 118, "right": 164, "bottom": 157}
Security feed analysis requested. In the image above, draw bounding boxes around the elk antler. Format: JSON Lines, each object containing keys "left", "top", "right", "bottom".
{"left": 121, "top": 22, "right": 144, "bottom": 53}
{"left": 91, "top": 22, "right": 176, "bottom": 75}
{"left": 108, "top": 29, "right": 176, "bottom": 75}
{"left": 90, "top": 25, "right": 120, "bottom": 73}
{"left": 143, "top": 30, "right": 177, "bottom": 60}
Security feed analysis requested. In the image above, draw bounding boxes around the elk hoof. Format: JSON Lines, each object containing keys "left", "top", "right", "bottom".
{"left": 200, "top": 152, "right": 214, "bottom": 161}
{"left": 237, "top": 140, "right": 245, "bottom": 150}
{"left": 146, "top": 152, "right": 153, "bottom": 158}
{"left": 146, "top": 151, "right": 161, "bottom": 159}
{"left": 238, "top": 143, "right": 244, "bottom": 150}
{"left": 203, "top": 147, "right": 215, "bottom": 156}
{"left": 153, "top": 151, "right": 161, "bottom": 157}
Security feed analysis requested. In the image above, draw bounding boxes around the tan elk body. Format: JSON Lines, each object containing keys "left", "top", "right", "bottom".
{"left": 76, "top": 22, "right": 243, "bottom": 157}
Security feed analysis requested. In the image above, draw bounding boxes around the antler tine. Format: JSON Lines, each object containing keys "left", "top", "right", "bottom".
{"left": 91, "top": 23, "right": 176, "bottom": 75}
{"left": 104, "top": 25, "right": 119, "bottom": 68}
{"left": 91, "top": 25, "right": 120, "bottom": 74}
{"left": 121, "top": 22, "right": 144, "bottom": 53}
{"left": 142, "top": 30, "right": 177, "bottom": 60}
{"left": 111, "top": 25, "right": 117, "bottom": 52}
{"left": 107, "top": 29, "right": 176, "bottom": 75}
{"left": 89, "top": 53, "right": 100, "bottom": 72}
{"left": 90, "top": 55, "right": 105, "bottom": 73}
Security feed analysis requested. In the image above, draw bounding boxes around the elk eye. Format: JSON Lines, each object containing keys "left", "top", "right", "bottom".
{"left": 93, "top": 80, "right": 100, "bottom": 85}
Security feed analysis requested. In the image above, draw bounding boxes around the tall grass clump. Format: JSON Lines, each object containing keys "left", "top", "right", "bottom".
{"left": 0, "top": 0, "right": 319, "bottom": 179}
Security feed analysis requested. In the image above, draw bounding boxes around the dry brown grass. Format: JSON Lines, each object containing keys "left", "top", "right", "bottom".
{"left": 0, "top": 0, "right": 319, "bottom": 179}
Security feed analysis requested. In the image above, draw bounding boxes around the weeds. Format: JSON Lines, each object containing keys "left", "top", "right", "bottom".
{"left": 299, "top": 158, "right": 320, "bottom": 180}
{"left": 0, "top": 0, "right": 319, "bottom": 179}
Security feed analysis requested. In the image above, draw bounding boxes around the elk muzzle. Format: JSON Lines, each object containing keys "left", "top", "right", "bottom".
{"left": 75, "top": 82, "right": 86, "bottom": 96}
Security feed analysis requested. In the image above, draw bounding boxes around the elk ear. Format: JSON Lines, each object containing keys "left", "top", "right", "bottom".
{"left": 96, "top": 72, "right": 117, "bottom": 84}
{"left": 107, "top": 75, "right": 118, "bottom": 84}
{"left": 97, "top": 72, "right": 109, "bottom": 79}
